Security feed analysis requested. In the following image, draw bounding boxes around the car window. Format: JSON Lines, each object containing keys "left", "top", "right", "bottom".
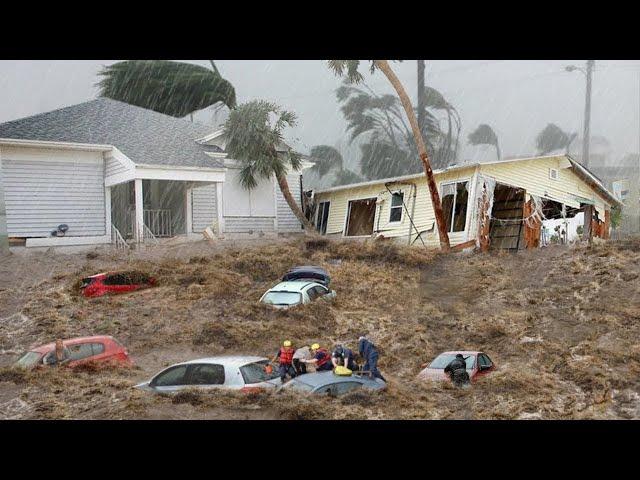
{"left": 312, "top": 286, "right": 328, "bottom": 297}
{"left": 334, "top": 381, "right": 363, "bottom": 395}
{"left": 314, "top": 384, "right": 335, "bottom": 396}
{"left": 429, "top": 354, "right": 475, "bottom": 369}
{"left": 15, "top": 351, "right": 42, "bottom": 368}
{"left": 67, "top": 343, "right": 95, "bottom": 361}
{"left": 306, "top": 287, "right": 317, "bottom": 301}
{"left": 91, "top": 343, "right": 105, "bottom": 356}
{"left": 153, "top": 365, "right": 188, "bottom": 387}
{"left": 187, "top": 364, "right": 225, "bottom": 385}
{"left": 240, "top": 360, "right": 279, "bottom": 384}
{"left": 261, "top": 291, "right": 302, "bottom": 306}
{"left": 479, "top": 354, "right": 492, "bottom": 367}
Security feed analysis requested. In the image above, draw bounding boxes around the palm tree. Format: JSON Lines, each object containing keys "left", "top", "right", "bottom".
{"left": 468, "top": 124, "right": 501, "bottom": 160}
{"left": 223, "top": 100, "right": 315, "bottom": 232}
{"left": 535, "top": 123, "right": 573, "bottom": 155}
{"left": 309, "top": 145, "right": 344, "bottom": 177}
{"left": 96, "top": 60, "right": 236, "bottom": 118}
{"left": 333, "top": 168, "right": 363, "bottom": 186}
{"left": 328, "top": 60, "right": 450, "bottom": 250}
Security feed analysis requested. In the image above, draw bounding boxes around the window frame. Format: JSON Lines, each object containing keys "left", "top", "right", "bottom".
{"left": 440, "top": 180, "right": 470, "bottom": 233}
{"left": 316, "top": 201, "right": 331, "bottom": 235}
{"left": 343, "top": 196, "right": 379, "bottom": 238}
{"left": 388, "top": 191, "right": 404, "bottom": 224}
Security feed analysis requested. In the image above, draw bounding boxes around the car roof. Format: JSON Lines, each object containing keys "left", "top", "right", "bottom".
{"left": 290, "top": 371, "right": 375, "bottom": 388}
{"left": 174, "top": 356, "right": 268, "bottom": 368}
{"left": 268, "top": 281, "right": 322, "bottom": 292}
{"left": 441, "top": 351, "right": 481, "bottom": 355}
{"left": 31, "top": 335, "right": 116, "bottom": 353}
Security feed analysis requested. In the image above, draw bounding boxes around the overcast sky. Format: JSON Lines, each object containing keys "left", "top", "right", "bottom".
{"left": 1, "top": 60, "right": 639, "bottom": 171}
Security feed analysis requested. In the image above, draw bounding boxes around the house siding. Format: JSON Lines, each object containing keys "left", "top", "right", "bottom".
{"left": 105, "top": 152, "right": 131, "bottom": 181}
{"left": 0, "top": 146, "right": 106, "bottom": 238}
{"left": 315, "top": 156, "right": 616, "bottom": 248}
{"left": 191, "top": 183, "right": 218, "bottom": 233}
{"left": 276, "top": 172, "right": 303, "bottom": 232}
{"left": 478, "top": 156, "right": 609, "bottom": 215}
{"left": 224, "top": 217, "right": 275, "bottom": 233}
{"left": 315, "top": 167, "right": 475, "bottom": 247}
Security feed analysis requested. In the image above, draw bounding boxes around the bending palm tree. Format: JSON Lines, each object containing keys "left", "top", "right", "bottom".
{"left": 535, "top": 123, "right": 573, "bottom": 155}
{"left": 96, "top": 60, "right": 236, "bottom": 117}
{"left": 468, "top": 124, "right": 501, "bottom": 160}
{"left": 223, "top": 100, "right": 315, "bottom": 232}
{"left": 328, "top": 60, "right": 450, "bottom": 250}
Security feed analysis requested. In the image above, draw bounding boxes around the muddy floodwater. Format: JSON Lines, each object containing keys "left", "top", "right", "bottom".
{"left": 1, "top": 237, "right": 640, "bottom": 419}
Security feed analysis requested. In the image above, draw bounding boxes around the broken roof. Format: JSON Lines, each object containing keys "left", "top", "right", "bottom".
{"left": 0, "top": 98, "right": 224, "bottom": 169}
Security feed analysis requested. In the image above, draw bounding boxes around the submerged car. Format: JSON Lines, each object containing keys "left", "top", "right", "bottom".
{"left": 135, "top": 356, "right": 282, "bottom": 393}
{"left": 282, "top": 266, "right": 331, "bottom": 287}
{"left": 417, "top": 351, "right": 496, "bottom": 383}
{"left": 259, "top": 281, "right": 336, "bottom": 309}
{"left": 80, "top": 271, "right": 156, "bottom": 298}
{"left": 14, "top": 335, "right": 133, "bottom": 369}
{"left": 278, "top": 370, "right": 386, "bottom": 396}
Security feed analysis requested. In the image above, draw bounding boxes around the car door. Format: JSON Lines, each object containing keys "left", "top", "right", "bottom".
{"left": 305, "top": 285, "right": 319, "bottom": 303}
{"left": 149, "top": 364, "right": 190, "bottom": 392}
{"left": 185, "top": 363, "right": 226, "bottom": 390}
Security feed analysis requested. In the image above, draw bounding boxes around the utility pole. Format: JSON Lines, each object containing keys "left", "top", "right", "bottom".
{"left": 582, "top": 60, "right": 595, "bottom": 169}
{"left": 417, "top": 60, "right": 426, "bottom": 135}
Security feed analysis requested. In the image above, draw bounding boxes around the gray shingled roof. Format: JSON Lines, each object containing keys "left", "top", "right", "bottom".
{"left": 0, "top": 98, "right": 224, "bottom": 169}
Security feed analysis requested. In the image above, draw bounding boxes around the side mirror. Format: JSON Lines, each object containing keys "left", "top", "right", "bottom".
{"left": 479, "top": 364, "right": 492, "bottom": 371}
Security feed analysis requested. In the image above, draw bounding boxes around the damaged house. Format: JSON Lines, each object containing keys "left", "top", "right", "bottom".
{"left": 0, "top": 98, "right": 310, "bottom": 248}
{"left": 311, "top": 154, "right": 622, "bottom": 251}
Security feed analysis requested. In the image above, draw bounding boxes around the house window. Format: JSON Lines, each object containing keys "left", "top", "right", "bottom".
{"left": 441, "top": 181, "right": 469, "bottom": 232}
{"left": 389, "top": 192, "right": 404, "bottom": 223}
{"left": 316, "top": 201, "right": 330, "bottom": 235}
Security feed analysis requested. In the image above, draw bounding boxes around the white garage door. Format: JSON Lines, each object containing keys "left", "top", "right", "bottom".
{"left": 2, "top": 158, "right": 106, "bottom": 238}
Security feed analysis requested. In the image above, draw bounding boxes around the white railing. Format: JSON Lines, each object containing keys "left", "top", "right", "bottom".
{"left": 111, "top": 224, "right": 129, "bottom": 250}
{"left": 127, "top": 208, "right": 173, "bottom": 238}
{"left": 143, "top": 224, "right": 159, "bottom": 245}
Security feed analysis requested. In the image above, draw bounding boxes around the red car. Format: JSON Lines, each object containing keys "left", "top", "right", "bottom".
{"left": 417, "top": 351, "right": 496, "bottom": 383}
{"left": 80, "top": 271, "right": 156, "bottom": 298}
{"left": 14, "top": 335, "right": 133, "bottom": 369}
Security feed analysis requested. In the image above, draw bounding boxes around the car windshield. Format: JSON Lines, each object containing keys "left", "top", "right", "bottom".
{"left": 15, "top": 351, "right": 43, "bottom": 368}
{"left": 240, "top": 360, "right": 280, "bottom": 384}
{"left": 429, "top": 354, "right": 475, "bottom": 369}
{"left": 261, "top": 291, "right": 302, "bottom": 306}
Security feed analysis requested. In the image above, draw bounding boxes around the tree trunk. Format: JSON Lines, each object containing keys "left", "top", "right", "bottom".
{"left": 375, "top": 60, "right": 450, "bottom": 250}
{"left": 276, "top": 173, "right": 317, "bottom": 234}
{"left": 495, "top": 143, "right": 502, "bottom": 160}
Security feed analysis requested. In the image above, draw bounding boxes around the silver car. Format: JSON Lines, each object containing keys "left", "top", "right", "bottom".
{"left": 278, "top": 371, "right": 386, "bottom": 396}
{"left": 135, "top": 356, "right": 282, "bottom": 393}
{"left": 259, "top": 281, "right": 337, "bottom": 309}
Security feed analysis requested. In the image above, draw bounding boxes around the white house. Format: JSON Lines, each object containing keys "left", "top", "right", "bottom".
{"left": 0, "top": 98, "right": 309, "bottom": 248}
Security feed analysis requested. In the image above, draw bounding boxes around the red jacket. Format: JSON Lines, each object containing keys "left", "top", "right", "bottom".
{"left": 278, "top": 347, "right": 295, "bottom": 365}
{"left": 315, "top": 348, "right": 331, "bottom": 367}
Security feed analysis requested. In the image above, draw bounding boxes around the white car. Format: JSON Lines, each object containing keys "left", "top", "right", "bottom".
{"left": 134, "top": 356, "right": 282, "bottom": 393}
{"left": 259, "top": 281, "right": 337, "bottom": 309}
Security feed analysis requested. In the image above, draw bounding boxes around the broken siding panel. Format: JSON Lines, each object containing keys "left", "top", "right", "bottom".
{"left": 224, "top": 216, "right": 275, "bottom": 233}
{"left": 191, "top": 183, "right": 217, "bottom": 233}
{"left": 479, "top": 157, "right": 609, "bottom": 215}
{"left": 277, "top": 172, "right": 303, "bottom": 232}
{"left": 1, "top": 150, "right": 106, "bottom": 238}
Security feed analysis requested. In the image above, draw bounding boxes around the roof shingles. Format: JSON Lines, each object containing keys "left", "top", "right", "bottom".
{"left": 0, "top": 98, "right": 223, "bottom": 169}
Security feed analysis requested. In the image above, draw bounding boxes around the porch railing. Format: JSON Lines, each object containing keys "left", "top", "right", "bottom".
{"left": 111, "top": 224, "right": 129, "bottom": 250}
{"left": 127, "top": 208, "right": 173, "bottom": 238}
